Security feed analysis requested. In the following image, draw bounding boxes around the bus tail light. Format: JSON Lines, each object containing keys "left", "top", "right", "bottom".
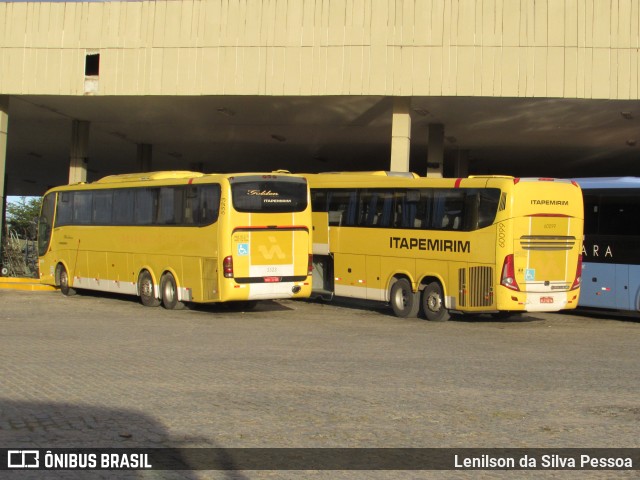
{"left": 308, "top": 254, "right": 313, "bottom": 276}
{"left": 571, "top": 256, "right": 582, "bottom": 290}
{"left": 223, "top": 256, "right": 234, "bottom": 278}
{"left": 500, "top": 254, "right": 520, "bottom": 291}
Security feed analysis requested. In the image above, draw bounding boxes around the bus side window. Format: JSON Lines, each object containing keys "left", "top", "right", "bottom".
{"left": 437, "top": 190, "right": 465, "bottom": 230}
{"left": 415, "top": 189, "right": 433, "bottom": 229}
{"left": 327, "top": 190, "right": 354, "bottom": 226}
{"left": 38, "top": 193, "right": 56, "bottom": 256}
{"left": 404, "top": 190, "right": 419, "bottom": 228}
{"left": 583, "top": 194, "right": 600, "bottom": 235}
{"left": 92, "top": 190, "right": 113, "bottom": 224}
{"left": 311, "top": 190, "right": 328, "bottom": 212}
{"left": 599, "top": 192, "right": 640, "bottom": 236}
{"left": 157, "top": 187, "right": 184, "bottom": 225}
{"left": 113, "top": 189, "right": 134, "bottom": 225}
{"left": 463, "top": 191, "right": 480, "bottom": 231}
{"left": 73, "top": 191, "right": 93, "bottom": 225}
{"left": 134, "top": 188, "right": 156, "bottom": 225}
{"left": 359, "top": 190, "right": 389, "bottom": 227}
{"left": 476, "top": 189, "right": 500, "bottom": 229}
{"left": 197, "top": 185, "right": 221, "bottom": 225}
{"left": 56, "top": 192, "right": 73, "bottom": 226}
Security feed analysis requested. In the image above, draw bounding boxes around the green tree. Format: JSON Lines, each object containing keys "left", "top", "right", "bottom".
{"left": 6, "top": 196, "right": 42, "bottom": 239}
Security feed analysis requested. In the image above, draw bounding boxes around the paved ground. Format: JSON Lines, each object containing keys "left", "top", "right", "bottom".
{"left": 0, "top": 289, "right": 638, "bottom": 479}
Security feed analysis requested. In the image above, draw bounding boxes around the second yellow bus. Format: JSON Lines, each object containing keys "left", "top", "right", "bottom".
{"left": 306, "top": 173, "right": 583, "bottom": 320}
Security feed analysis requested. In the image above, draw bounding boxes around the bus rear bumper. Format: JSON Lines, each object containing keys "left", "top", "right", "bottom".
{"left": 247, "top": 281, "right": 311, "bottom": 300}
{"left": 500, "top": 291, "right": 580, "bottom": 312}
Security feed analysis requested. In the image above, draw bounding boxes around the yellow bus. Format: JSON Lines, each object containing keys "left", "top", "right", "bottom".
{"left": 37, "top": 171, "right": 313, "bottom": 309}
{"left": 306, "top": 172, "right": 583, "bottom": 320}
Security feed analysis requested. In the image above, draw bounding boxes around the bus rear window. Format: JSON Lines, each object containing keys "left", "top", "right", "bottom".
{"left": 231, "top": 179, "right": 308, "bottom": 213}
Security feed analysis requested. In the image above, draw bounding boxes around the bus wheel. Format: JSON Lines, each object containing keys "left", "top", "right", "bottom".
{"left": 390, "top": 278, "right": 420, "bottom": 318}
{"left": 422, "top": 281, "right": 450, "bottom": 322}
{"left": 56, "top": 264, "right": 76, "bottom": 297}
{"left": 138, "top": 271, "right": 160, "bottom": 307}
{"left": 161, "top": 272, "right": 185, "bottom": 310}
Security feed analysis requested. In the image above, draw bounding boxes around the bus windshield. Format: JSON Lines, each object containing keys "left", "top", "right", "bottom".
{"left": 231, "top": 177, "right": 308, "bottom": 213}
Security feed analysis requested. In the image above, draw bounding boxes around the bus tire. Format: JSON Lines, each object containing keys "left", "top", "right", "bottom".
{"left": 138, "top": 270, "right": 160, "bottom": 307}
{"left": 161, "top": 272, "right": 185, "bottom": 310}
{"left": 56, "top": 264, "right": 76, "bottom": 297}
{"left": 390, "top": 278, "right": 420, "bottom": 318}
{"left": 422, "top": 281, "right": 450, "bottom": 322}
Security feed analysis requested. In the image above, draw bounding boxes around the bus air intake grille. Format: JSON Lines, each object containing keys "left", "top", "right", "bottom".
{"left": 469, "top": 266, "right": 493, "bottom": 307}
{"left": 520, "top": 235, "right": 576, "bottom": 251}
{"left": 458, "top": 268, "right": 467, "bottom": 307}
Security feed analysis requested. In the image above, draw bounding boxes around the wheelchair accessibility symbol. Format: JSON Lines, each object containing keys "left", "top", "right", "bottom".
{"left": 525, "top": 269, "right": 535, "bottom": 281}
{"left": 237, "top": 243, "right": 249, "bottom": 256}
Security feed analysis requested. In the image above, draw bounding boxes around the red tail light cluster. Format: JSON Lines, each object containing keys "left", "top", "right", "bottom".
{"left": 223, "top": 256, "right": 234, "bottom": 278}
{"left": 500, "top": 254, "right": 520, "bottom": 291}
{"left": 307, "top": 254, "right": 313, "bottom": 276}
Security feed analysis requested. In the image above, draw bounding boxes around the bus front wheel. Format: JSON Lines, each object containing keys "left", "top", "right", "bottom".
{"left": 422, "top": 281, "right": 450, "bottom": 322}
{"left": 138, "top": 271, "right": 161, "bottom": 307}
{"left": 56, "top": 264, "right": 76, "bottom": 297}
{"left": 390, "top": 278, "right": 420, "bottom": 318}
{"left": 161, "top": 272, "right": 185, "bottom": 310}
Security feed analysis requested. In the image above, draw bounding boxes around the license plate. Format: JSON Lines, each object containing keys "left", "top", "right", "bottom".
{"left": 540, "top": 296, "right": 554, "bottom": 304}
{"left": 264, "top": 276, "right": 281, "bottom": 283}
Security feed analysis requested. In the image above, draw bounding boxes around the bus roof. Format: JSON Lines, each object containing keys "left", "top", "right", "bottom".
{"left": 318, "top": 171, "right": 419, "bottom": 178}
{"left": 572, "top": 177, "right": 640, "bottom": 189}
{"left": 95, "top": 171, "right": 205, "bottom": 184}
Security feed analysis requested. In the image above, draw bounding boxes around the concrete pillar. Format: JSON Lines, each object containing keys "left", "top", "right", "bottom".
{"left": 427, "top": 123, "right": 444, "bottom": 178}
{"left": 69, "top": 120, "right": 90, "bottom": 184}
{"left": 137, "top": 143, "right": 152, "bottom": 172}
{"left": 389, "top": 97, "right": 412, "bottom": 172}
{"left": 452, "top": 149, "right": 470, "bottom": 177}
{"left": 0, "top": 96, "right": 8, "bottom": 260}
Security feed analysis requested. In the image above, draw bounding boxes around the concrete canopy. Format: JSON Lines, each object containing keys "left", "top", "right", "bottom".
{"left": 4, "top": 94, "right": 640, "bottom": 196}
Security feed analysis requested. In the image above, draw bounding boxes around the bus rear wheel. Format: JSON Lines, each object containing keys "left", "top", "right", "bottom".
{"left": 56, "top": 264, "right": 76, "bottom": 296}
{"left": 422, "top": 281, "right": 450, "bottom": 322}
{"left": 390, "top": 278, "right": 420, "bottom": 318}
{"left": 138, "top": 271, "right": 160, "bottom": 307}
{"left": 161, "top": 272, "right": 185, "bottom": 310}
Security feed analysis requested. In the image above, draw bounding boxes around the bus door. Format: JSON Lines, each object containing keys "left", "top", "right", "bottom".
{"left": 310, "top": 211, "right": 334, "bottom": 295}
{"left": 514, "top": 215, "right": 577, "bottom": 304}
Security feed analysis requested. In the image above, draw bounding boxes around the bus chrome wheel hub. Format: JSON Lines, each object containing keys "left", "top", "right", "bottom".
{"left": 426, "top": 293, "right": 441, "bottom": 312}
